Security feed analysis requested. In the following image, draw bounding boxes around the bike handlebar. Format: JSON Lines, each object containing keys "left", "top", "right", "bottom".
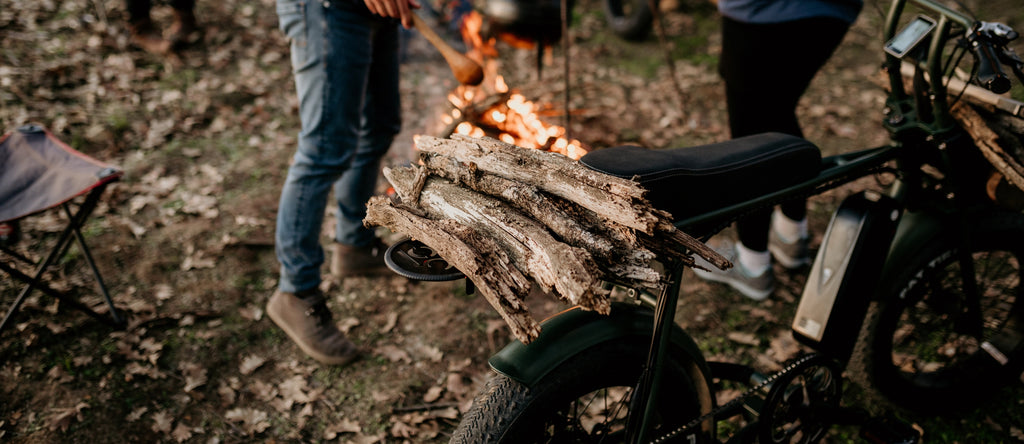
{"left": 885, "top": 0, "right": 1022, "bottom": 127}
{"left": 968, "top": 33, "right": 1012, "bottom": 94}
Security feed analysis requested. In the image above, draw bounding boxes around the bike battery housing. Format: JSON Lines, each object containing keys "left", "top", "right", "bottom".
{"left": 792, "top": 191, "right": 902, "bottom": 360}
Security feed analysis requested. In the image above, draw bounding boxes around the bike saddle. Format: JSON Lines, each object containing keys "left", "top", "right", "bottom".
{"left": 579, "top": 132, "right": 821, "bottom": 224}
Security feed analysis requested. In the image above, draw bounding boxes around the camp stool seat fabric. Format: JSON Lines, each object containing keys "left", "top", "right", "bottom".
{"left": 0, "top": 124, "right": 125, "bottom": 335}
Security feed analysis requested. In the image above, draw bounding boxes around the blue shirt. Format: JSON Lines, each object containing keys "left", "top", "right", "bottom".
{"left": 718, "top": 0, "right": 863, "bottom": 25}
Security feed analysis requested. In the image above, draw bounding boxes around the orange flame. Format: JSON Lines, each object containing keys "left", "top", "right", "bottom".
{"left": 439, "top": 11, "right": 587, "bottom": 160}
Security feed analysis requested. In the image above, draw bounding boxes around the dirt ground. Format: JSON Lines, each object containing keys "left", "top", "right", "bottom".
{"left": 1, "top": 0, "right": 1023, "bottom": 442}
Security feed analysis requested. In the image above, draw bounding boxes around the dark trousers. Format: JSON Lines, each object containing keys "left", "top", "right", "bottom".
{"left": 719, "top": 15, "right": 850, "bottom": 251}
{"left": 126, "top": 0, "right": 195, "bottom": 22}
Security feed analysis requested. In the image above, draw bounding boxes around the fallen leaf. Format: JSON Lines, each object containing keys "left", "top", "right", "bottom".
{"left": 448, "top": 358, "right": 472, "bottom": 372}
{"left": 726, "top": 331, "right": 760, "bottom": 346}
{"left": 151, "top": 410, "right": 174, "bottom": 433}
{"left": 179, "top": 361, "right": 208, "bottom": 392}
{"left": 217, "top": 383, "right": 237, "bottom": 406}
{"left": 324, "top": 418, "right": 362, "bottom": 440}
{"left": 371, "top": 390, "right": 397, "bottom": 403}
{"left": 48, "top": 403, "right": 89, "bottom": 432}
{"left": 390, "top": 420, "right": 417, "bottom": 439}
{"left": 238, "top": 305, "right": 264, "bottom": 321}
{"left": 446, "top": 373, "right": 473, "bottom": 399}
{"left": 139, "top": 337, "right": 164, "bottom": 364}
{"left": 422, "top": 386, "right": 444, "bottom": 403}
{"left": 239, "top": 355, "right": 267, "bottom": 375}
{"left": 338, "top": 316, "right": 360, "bottom": 334}
{"left": 252, "top": 379, "right": 278, "bottom": 401}
{"left": 411, "top": 343, "right": 444, "bottom": 363}
{"left": 46, "top": 365, "right": 73, "bottom": 384}
{"left": 430, "top": 407, "right": 460, "bottom": 420}
{"left": 172, "top": 423, "right": 193, "bottom": 442}
{"left": 154, "top": 284, "right": 173, "bottom": 301}
{"left": 377, "top": 345, "right": 411, "bottom": 363}
{"left": 279, "top": 375, "right": 318, "bottom": 404}
{"left": 381, "top": 312, "right": 398, "bottom": 333}
{"left": 225, "top": 408, "right": 271, "bottom": 436}
{"left": 181, "top": 243, "right": 216, "bottom": 270}
{"left": 126, "top": 406, "right": 148, "bottom": 422}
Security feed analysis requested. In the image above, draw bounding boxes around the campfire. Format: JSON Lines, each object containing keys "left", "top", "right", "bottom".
{"left": 437, "top": 11, "right": 587, "bottom": 160}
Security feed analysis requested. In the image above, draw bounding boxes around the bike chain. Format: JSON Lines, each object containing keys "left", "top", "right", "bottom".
{"left": 648, "top": 354, "right": 821, "bottom": 444}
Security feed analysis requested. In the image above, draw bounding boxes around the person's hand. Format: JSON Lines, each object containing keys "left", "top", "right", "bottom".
{"left": 363, "top": 0, "right": 421, "bottom": 29}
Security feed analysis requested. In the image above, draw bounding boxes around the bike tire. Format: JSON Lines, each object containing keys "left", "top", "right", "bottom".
{"left": 603, "top": 0, "right": 655, "bottom": 41}
{"left": 861, "top": 210, "right": 1024, "bottom": 413}
{"left": 450, "top": 335, "right": 716, "bottom": 443}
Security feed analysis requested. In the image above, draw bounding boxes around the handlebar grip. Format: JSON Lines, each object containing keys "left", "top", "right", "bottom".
{"left": 970, "top": 38, "right": 1012, "bottom": 94}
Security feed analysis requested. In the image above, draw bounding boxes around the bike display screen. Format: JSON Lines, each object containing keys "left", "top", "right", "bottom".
{"left": 885, "top": 15, "right": 937, "bottom": 58}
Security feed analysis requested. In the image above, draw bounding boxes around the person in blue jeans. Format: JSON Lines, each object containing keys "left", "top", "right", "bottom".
{"left": 268, "top": 0, "right": 420, "bottom": 365}
{"left": 694, "top": 0, "right": 863, "bottom": 300}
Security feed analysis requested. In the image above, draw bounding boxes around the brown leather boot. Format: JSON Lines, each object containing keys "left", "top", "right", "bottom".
{"left": 166, "top": 9, "right": 198, "bottom": 48}
{"left": 266, "top": 289, "right": 361, "bottom": 365}
{"left": 128, "top": 17, "right": 171, "bottom": 54}
{"left": 331, "top": 239, "right": 390, "bottom": 279}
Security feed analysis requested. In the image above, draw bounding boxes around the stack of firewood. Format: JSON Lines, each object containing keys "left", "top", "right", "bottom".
{"left": 364, "top": 135, "right": 727, "bottom": 344}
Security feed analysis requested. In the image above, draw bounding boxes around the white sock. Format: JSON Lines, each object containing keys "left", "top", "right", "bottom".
{"left": 736, "top": 242, "right": 771, "bottom": 277}
{"left": 772, "top": 208, "right": 808, "bottom": 243}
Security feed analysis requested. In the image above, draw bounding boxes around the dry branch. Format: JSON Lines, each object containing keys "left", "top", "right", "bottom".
{"left": 364, "top": 196, "right": 541, "bottom": 342}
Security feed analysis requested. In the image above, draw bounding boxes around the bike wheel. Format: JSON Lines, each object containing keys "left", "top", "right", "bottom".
{"left": 603, "top": 0, "right": 654, "bottom": 41}
{"left": 450, "top": 336, "right": 715, "bottom": 443}
{"left": 863, "top": 211, "right": 1024, "bottom": 412}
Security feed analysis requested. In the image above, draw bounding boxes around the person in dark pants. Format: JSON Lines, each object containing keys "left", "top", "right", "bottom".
{"left": 126, "top": 0, "right": 197, "bottom": 54}
{"left": 694, "top": 0, "right": 863, "bottom": 300}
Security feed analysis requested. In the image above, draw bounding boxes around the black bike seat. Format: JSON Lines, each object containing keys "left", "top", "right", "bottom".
{"left": 579, "top": 132, "right": 821, "bottom": 222}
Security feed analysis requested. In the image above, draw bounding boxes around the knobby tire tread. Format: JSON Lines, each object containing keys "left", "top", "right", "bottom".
{"left": 857, "top": 210, "right": 1024, "bottom": 413}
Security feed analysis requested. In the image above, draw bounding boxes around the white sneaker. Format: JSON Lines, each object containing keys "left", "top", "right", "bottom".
{"left": 693, "top": 240, "right": 775, "bottom": 301}
{"left": 768, "top": 229, "right": 810, "bottom": 270}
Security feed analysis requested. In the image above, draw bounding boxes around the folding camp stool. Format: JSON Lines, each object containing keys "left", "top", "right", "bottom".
{"left": 0, "top": 124, "right": 126, "bottom": 336}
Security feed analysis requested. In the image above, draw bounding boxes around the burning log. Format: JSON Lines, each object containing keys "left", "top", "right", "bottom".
{"left": 365, "top": 135, "right": 727, "bottom": 343}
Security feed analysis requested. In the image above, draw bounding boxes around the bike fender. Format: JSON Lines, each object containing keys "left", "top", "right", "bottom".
{"left": 877, "top": 209, "right": 945, "bottom": 289}
{"left": 488, "top": 302, "right": 702, "bottom": 386}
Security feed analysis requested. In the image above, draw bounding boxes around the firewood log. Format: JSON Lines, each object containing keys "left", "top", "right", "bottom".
{"left": 951, "top": 102, "right": 1024, "bottom": 192}
{"left": 364, "top": 196, "right": 542, "bottom": 342}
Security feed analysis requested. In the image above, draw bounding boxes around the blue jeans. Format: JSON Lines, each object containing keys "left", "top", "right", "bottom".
{"left": 275, "top": 0, "right": 402, "bottom": 293}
